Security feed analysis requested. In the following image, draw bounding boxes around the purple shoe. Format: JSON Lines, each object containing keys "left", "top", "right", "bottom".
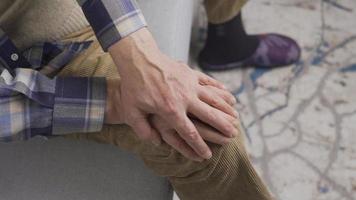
{"left": 198, "top": 34, "right": 301, "bottom": 71}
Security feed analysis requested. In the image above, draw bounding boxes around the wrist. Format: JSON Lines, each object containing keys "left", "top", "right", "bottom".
{"left": 104, "top": 78, "right": 124, "bottom": 124}
{"left": 108, "top": 28, "right": 162, "bottom": 73}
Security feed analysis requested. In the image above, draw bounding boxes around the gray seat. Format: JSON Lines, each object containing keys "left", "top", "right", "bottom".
{"left": 0, "top": 0, "right": 195, "bottom": 199}
{"left": 0, "top": 138, "right": 173, "bottom": 200}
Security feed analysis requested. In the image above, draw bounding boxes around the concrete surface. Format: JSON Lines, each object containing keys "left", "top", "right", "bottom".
{"left": 184, "top": 0, "right": 356, "bottom": 200}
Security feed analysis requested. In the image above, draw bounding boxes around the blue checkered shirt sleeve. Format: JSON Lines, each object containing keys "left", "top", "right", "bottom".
{"left": 0, "top": 69, "right": 106, "bottom": 142}
{"left": 0, "top": 33, "right": 106, "bottom": 142}
{"left": 78, "top": 0, "right": 147, "bottom": 51}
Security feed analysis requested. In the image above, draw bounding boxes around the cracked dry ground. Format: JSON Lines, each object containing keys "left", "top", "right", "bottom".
{"left": 188, "top": 0, "right": 356, "bottom": 199}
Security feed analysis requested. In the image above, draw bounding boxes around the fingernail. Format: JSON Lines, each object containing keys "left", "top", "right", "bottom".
{"left": 233, "top": 128, "right": 239, "bottom": 137}
{"left": 230, "top": 127, "right": 237, "bottom": 138}
{"left": 231, "top": 98, "right": 237, "bottom": 105}
{"left": 223, "top": 138, "right": 232, "bottom": 144}
{"left": 233, "top": 110, "right": 239, "bottom": 118}
{"left": 204, "top": 150, "right": 212, "bottom": 159}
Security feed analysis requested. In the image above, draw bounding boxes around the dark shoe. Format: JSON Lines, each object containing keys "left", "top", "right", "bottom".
{"left": 198, "top": 34, "right": 301, "bottom": 71}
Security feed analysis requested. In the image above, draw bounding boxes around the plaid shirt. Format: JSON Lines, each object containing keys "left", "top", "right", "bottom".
{"left": 0, "top": 0, "right": 147, "bottom": 142}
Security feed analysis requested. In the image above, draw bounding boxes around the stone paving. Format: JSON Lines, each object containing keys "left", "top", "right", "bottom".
{"left": 184, "top": 0, "right": 356, "bottom": 199}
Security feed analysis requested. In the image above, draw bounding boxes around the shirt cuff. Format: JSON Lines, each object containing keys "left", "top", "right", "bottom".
{"left": 52, "top": 77, "right": 106, "bottom": 135}
{"left": 80, "top": 0, "right": 147, "bottom": 51}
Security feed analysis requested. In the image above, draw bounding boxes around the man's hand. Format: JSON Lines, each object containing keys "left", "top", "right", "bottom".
{"left": 104, "top": 78, "right": 239, "bottom": 162}
{"left": 108, "top": 28, "right": 238, "bottom": 160}
{"left": 150, "top": 115, "right": 239, "bottom": 162}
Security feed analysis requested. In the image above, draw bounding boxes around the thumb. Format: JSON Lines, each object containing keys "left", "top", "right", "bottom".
{"left": 130, "top": 112, "right": 162, "bottom": 146}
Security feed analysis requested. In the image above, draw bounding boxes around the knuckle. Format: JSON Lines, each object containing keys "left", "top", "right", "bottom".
{"left": 221, "top": 90, "right": 232, "bottom": 98}
{"left": 201, "top": 76, "right": 209, "bottom": 83}
{"left": 161, "top": 100, "right": 180, "bottom": 117}
{"left": 186, "top": 130, "right": 200, "bottom": 142}
{"left": 180, "top": 92, "right": 190, "bottom": 102}
{"left": 210, "top": 98, "right": 220, "bottom": 107}
{"left": 165, "top": 106, "right": 180, "bottom": 118}
{"left": 206, "top": 109, "right": 216, "bottom": 121}
{"left": 224, "top": 93, "right": 234, "bottom": 103}
{"left": 228, "top": 116, "right": 237, "bottom": 124}
{"left": 225, "top": 92, "right": 232, "bottom": 99}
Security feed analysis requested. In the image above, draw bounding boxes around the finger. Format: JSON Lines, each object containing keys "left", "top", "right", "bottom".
{"left": 171, "top": 114, "right": 212, "bottom": 159}
{"left": 161, "top": 129, "right": 203, "bottom": 162}
{"left": 205, "top": 85, "right": 237, "bottom": 106}
{"left": 193, "top": 119, "right": 232, "bottom": 145}
{"left": 189, "top": 99, "right": 238, "bottom": 138}
{"left": 195, "top": 71, "right": 226, "bottom": 90}
{"left": 198, "top": 87, "right": 238, "bottom": 118}
{"left": 130, "top": 113, "right": 162, "bottom": 146}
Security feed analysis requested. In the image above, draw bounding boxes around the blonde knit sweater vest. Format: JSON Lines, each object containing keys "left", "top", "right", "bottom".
{"left": 0, "top": 0, "right": 89, "bottom": 50}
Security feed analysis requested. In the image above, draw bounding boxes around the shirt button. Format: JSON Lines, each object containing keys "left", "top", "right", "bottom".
{"left": 11, "top": 53, "right": 19, "bottom": 61}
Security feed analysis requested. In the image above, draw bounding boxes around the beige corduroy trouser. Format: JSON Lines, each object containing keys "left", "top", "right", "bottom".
{"left": 59, "top": 1, "right": 273, "bottom": 199}
{"left": 204, "top": 0, "right": 247, "bottom": 24}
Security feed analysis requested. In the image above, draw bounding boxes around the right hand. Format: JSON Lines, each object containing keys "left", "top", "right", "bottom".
{"left": 108, "top": 28, "right": 238, "bottom": 160}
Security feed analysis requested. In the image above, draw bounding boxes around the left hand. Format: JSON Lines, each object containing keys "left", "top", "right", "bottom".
{"left": 149, "top": 80, "right": 239, "bottom": 161}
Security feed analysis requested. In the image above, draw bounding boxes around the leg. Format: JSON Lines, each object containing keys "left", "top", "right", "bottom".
{"left": 204, "top": 0, "right": 247, "bottom": 24}
{"left": 58, "top": 27, "right": 273, "bottom": 200}
{"left": 200, "top": 0, "right": 301, "bottom": 70}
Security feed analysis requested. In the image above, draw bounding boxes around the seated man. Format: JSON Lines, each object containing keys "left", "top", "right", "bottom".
{"left": 0, "top": 0, "right": 299, "bottom": 199}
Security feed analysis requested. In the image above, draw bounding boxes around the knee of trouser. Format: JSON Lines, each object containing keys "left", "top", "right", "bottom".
{"left": 141, "top": 132, "right": 248, "bottom": 182}
{"left": 140, "top": 121, "right": 245, "bottom": 179}
{"left": 168, "top": 135, "right": 273, "bottom": 200}
{"left": 65, "top": 121, "right": 249, "bottom": 184}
